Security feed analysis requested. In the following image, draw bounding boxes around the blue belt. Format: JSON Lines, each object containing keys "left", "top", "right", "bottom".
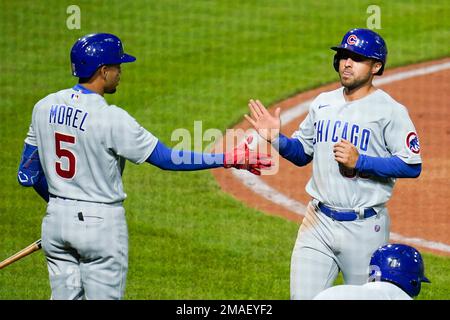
{"left": 318, "top": 202, "right": 377, "bottom": 221}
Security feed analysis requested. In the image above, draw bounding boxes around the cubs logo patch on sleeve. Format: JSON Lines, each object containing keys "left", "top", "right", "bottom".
{"left": 406, "top": 132, "right": 420, "bottom": 154}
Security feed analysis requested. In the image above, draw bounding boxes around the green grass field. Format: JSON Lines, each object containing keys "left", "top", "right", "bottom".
{"left": 0, "top": 0, "right": 449, "bottom": 299}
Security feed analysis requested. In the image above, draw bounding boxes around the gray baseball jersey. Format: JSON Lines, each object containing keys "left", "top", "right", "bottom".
{"left": 25, "top": 86, "right": 158, "bottom": 203}
{"left": 25, "top": 85, "right": 158, "bottom": 299}
{"left": 290, "top": 87, "right": 420, "bottom": 300}
{"left": 313, "top": 281, "right": 412, "bottom": 300}
{"left": 292, "top": 87, "right": 421, "bottom": 210}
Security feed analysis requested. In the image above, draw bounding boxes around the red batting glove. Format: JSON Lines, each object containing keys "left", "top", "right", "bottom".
{"left": 224, "top": 136, "right": 272, "bottom": 175}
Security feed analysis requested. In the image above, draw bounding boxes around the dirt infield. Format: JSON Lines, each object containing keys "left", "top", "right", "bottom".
{"left": 213, "top": 57, "right": 450, "bottom": 256}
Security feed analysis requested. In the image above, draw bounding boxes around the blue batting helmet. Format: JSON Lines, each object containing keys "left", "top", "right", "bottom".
{"left": 70, "top": 33, "right": 136, "bottom": 78}
{"left": 369, "top": 244, "right": 430, "bottom": 297}
{"left": 331, "top": 28, "right": 387, "bottom": 75}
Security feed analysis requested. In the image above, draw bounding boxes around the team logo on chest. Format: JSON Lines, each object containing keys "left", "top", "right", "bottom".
{"left": 406, "top": 132, "right": 420, "bottom": 154}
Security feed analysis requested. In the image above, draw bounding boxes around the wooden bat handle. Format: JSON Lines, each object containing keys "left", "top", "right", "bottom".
{"left": 0, "top": 239, "right": 42, "bottom": 270}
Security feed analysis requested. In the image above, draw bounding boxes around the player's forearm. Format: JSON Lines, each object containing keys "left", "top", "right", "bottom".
{"left": 272, "top": 133, "right": 313, "bottom": 167}
{"left": 33, "top": 175, "right": 50, "bottom": 202}
{"left": 355, "top": 155, "right": 421, "bottom": 178}
{"left": 17, "top": 143, "right": 50, "bottom": 201}
{"left": 146, "top": 141, "right": 224, "bottom": 171}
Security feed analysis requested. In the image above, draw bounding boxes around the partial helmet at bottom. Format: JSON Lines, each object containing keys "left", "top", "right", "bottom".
{"left": 369, "top": 243, "right": 430, "bottom": 297}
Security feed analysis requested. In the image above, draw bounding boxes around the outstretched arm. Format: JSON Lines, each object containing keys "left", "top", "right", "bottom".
{"left": 146, "top": 139, "right": 271, "bottom": 176}
{"left": 146, "top": 141, "right": 223, "bottom": 170}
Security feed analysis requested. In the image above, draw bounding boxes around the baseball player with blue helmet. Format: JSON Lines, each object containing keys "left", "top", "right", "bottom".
{"left": 314, "top": 243, "right": 430, "bottom": 299}
{"left": 17, "top": 33, "right": 271, "bottom": 299}
{"left": 245, "top": 28, "right": 422, "bottom": 299}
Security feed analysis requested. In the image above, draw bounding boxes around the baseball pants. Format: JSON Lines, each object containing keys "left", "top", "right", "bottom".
{"left": 290, "top": 201, "right": 390, "bottom": 300}
{"left": 41, "top": 197, "right": 128, "bottom": 300}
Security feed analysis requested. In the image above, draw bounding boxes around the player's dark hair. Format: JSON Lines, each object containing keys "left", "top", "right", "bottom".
{"left": 78, "top": 77, "right": 90, "bottom": 84}
{"left": 78, "top": 64, "right": 117, "bottom": 84}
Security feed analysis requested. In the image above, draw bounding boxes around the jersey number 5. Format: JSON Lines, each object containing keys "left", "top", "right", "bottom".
{"left": 55, "top": 132, "right": 76, "bottom": 179}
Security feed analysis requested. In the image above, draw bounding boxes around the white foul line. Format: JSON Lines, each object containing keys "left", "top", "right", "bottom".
{"left": 233, "top": 60, "right": 450, "bottom": 253}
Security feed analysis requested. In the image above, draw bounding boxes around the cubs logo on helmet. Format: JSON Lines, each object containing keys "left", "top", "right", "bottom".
{"left": 406, "top": 132, "right": 420, "bottom": 154}
{"left": 346, "top": 34, "right": 359, "bottom": 45}
{"left": 331, "top": 28, "right": 388, "bottom": 75}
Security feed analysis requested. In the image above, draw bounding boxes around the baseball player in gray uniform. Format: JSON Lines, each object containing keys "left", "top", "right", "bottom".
{"left": 245, "top": 28, "right": 422, "bottom": 299}
{"left": 17, "top": 33, "right": 271, "bottom": 299}
{"left": 313, "top": 243, "right": 430, "bottom": 300}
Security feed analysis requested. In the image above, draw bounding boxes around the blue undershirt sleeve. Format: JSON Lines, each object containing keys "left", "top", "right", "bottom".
{"left": 146, "top": 141, "right": 224, "bottom": 170}
{"left": 355, "top": 154, "right": 421, "bottom": 178}
{"left": 33, "top": 174, "right": 49, "bottom": 202}
{"left": 17, "top": 143, "right": 50, "bottom": 202}
{"left": 272, "top": 133, "right": 313, "bottom": 167}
